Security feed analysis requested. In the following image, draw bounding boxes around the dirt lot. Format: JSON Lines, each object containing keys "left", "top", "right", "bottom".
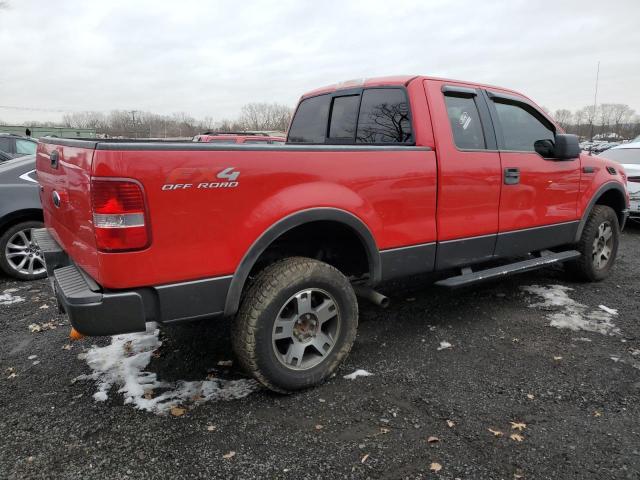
{"left": 2, "top": 227, "right": 640, "bottom": 480}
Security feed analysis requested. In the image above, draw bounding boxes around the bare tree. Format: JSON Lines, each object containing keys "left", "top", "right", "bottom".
{"left": 239, "top": 103, "right": 292, "bottom": 131}
{"left": 553, "top": 109, "right": 573, "bottom": 131}
{"left": 63, "top": 111, "right": 106, "bottom": 130}
{"left": 610, "top": 104, "right": 634, "bottom": 137}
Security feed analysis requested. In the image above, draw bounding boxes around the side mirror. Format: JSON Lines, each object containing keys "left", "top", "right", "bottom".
{"left": 534, "top": 139, "right": 555, "bottom": 158}
{"left": 553, "top": 133, "right": 580, "bottom": 160}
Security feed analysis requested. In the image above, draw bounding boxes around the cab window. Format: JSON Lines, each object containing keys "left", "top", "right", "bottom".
{"left": 493, "top": 101, "right": 554, "bottom": 152}
{"left": 356, "top": 88, "right": 412, "bottom": 144}
{"left": 287, "top": 94, "right": 331, "bottom": 143}
{"left": 328, "top": 95, "right": 360, "bottom": 141}
{"left": 444, "top": 95, "right": 486, "bottom": 150}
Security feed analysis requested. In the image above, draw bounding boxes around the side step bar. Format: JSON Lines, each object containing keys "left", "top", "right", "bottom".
{"left": 435, "top": 250, "right": 581, "bottom": 288}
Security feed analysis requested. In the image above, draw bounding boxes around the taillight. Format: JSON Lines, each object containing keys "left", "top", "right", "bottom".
{"left": 91, "top": 179, "right": 150, "bottom": 252}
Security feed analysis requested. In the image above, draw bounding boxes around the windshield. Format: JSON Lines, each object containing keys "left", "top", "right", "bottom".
{"left": 599, "top": 148, "right": 640, "bottom": 165}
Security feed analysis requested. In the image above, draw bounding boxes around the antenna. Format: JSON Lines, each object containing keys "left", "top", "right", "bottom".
{"left": 589, "top": 61, "right": 600, "bottom": 142}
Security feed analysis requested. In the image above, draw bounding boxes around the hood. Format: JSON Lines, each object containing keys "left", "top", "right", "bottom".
{"left": 622, "top": 163, "right": 640, "bottom": 196}
{"left": 622, "top": 163, "right": 640, "bottom": 177}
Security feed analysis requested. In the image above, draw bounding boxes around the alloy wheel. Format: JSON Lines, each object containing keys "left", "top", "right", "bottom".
{"left": 592, "top": 221, "right": 613, "bottom": 270}
{"left": 4, "top": 228, "right": 45, "bottom": 277}
{"left": 272, "top": 288, "right": 341, "bottom": 371}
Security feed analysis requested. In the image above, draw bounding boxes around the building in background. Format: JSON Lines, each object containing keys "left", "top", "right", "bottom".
{"left": 0, "top": 125, "right": 96, "bottom": 139}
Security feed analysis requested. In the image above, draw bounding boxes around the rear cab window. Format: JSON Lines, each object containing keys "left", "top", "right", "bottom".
{"left": 287, "top": 88, "right": 413, "bottom": 145}
{"left": 287, "top": 94, "right": 331, "bottom": 143}
{"left": 356, "top": 88, "right": 412, "bottom": 143}
{"left": 328, "top": 95, "right": 360, "bottom": 141}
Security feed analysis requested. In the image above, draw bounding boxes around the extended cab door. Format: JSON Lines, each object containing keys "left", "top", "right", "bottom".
{"left": 483, "top": 91, "right": 581, "bottom": 256}
{"left": 423, "top": 80, "right": 502, "bottom": 269}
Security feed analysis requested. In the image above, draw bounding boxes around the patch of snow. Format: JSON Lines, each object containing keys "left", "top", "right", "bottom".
{"left": 437, "top": 341, "right": 453, "bottom": 351}
{"left": 598, "top": 305, "right": 618, "bottom": 315}
{"left": 343, "top": 369, "right": 373, "bottom": 380}
{"left": 0, "top": 289, "right": 25, "bottom": 306}
{"left": 521, "top": 285, "right": 620, "bottom": 336}
{"left": 76, "top": 323, "right": 258, "bottom": 415}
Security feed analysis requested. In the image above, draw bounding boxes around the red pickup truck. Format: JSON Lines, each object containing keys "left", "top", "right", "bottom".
{"left": 34, "top": 75, "right": 629, "bottom": 392}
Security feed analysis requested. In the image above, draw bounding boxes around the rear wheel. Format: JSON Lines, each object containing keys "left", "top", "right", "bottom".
{"left": 567, "top": 205, "right": 619, "bottom": 281}
{"left": 0, "top": 221, "right": 46, "bottom": 281}
{"left": 232, "top": 257, "right": 358, "bottom": 393}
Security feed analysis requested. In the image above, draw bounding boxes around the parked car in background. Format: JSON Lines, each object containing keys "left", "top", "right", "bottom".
{"left": 192, "top": 132, "right": 285, "bottom": 144}
{"left": 599, "top": 142, "right": 640, "bottom": 222}
{"left": 0, "top": 155, "right": 45, "bottom": 280}
{"left": 0, "top": 133, "right": 38, "bottom": 159}
{"left": 580, "top": 140, "right": 621, "bottom": 155}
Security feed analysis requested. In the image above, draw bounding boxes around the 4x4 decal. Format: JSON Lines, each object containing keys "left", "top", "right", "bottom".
{"left": 162, "top": 167, "right": 240, "bottom": 190}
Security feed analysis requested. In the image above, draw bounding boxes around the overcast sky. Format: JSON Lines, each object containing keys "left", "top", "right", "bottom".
{"left": 1, "top": 0, "right": 639, "bottom": 124}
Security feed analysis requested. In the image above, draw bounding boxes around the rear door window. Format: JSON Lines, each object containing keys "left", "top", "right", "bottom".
{"left": 444, "top": 95, "right": 486, "bottom": 150}
{"left": 356, "top": 89, "right": 412, "bottom": 143}
{"left": 16, "top": 139, "right": 37, "bottom": 155}
{"left": 492, "top": 101, "right": 554, "bottom": 152}
{"left": 287, "top": 94, "right": 331, "bottom": 143}
{"left": 328, "top": 95, "right": 360, "bottom": 141}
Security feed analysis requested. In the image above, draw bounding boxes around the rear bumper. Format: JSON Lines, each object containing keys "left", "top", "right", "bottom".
{"left": 32, "top": 228, "right": 231, "bottom": 337}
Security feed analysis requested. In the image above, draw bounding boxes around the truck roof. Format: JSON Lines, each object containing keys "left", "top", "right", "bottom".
{"left": 300, "top": 75, "right": 522, "bottom": 99}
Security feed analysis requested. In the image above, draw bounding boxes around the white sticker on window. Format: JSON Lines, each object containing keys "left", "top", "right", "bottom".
{"left": 459, "top": 112, "right": 472, "bottom": 130}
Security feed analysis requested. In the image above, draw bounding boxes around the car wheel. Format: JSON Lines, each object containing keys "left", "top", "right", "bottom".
{"left": 567, "top": 205, "right": 619, "bottom": 282}
{"left": 0, "top": 221, "right": 47, "bottom": 281}
{"left": 232, "top": 257, "right": 358, "bottom": 393}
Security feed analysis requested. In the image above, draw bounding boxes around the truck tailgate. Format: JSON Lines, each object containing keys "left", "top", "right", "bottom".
{"left": 36, "top": 141, "right": 99, "bottom": 280}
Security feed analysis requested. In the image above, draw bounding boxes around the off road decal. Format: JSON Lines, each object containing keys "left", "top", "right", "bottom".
{"left": 162, "top": 167, "right": 240, "bottom": 190}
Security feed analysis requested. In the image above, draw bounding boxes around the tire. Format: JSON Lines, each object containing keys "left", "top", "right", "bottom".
{"left": 0, "top": 221, "right": 46, "bottom": 281}
{"left": 232, "top": 257, "right": 358, "bottom": 393}
{"left": 567, "top": 205, "right": 620, "bottom": 282}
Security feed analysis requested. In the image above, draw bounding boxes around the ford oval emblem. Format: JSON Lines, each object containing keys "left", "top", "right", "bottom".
{"left": 52, "top": 191, "right": 61, "bottom": 208}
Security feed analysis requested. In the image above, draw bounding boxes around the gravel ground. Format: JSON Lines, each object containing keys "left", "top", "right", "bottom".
{"left": 1, "top": 227, "right": 640, "bottom": 480}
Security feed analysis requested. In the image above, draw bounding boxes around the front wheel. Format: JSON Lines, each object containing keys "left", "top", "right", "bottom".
{"left": 567, "top": 205, "right": 620, "bottom": 281}
{"left": 232, "top": 257, "right": 358, "bottom": 393}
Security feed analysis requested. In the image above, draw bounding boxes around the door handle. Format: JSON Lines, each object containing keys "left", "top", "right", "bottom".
{"left": 50, "top": 150, "right": 59, "bottom": 169}
{"left": 504, "top": 167, "right": 520, "bottom": 185}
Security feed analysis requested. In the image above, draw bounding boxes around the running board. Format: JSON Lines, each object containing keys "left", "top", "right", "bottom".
{"left": 435, "top": 250, "right": 581, "bottom": 288}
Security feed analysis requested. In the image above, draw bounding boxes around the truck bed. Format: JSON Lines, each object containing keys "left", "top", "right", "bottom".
{"left": 36, "top": 136, "right": 437, "bottom": 289}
